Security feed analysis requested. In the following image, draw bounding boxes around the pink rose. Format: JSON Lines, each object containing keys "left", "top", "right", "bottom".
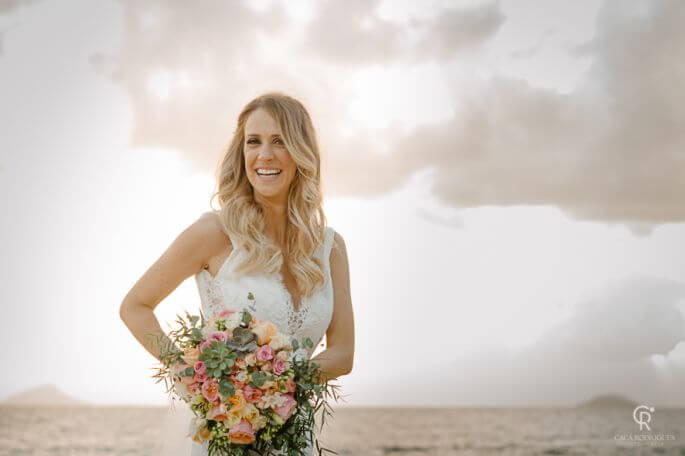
{"left": 273, "top": 393, "right": 297, "bottom": 421}
{"left": 194, "top": 372, "right": 208, "bottom": 383}
{"left": 217, "top": 308, "right": 235, "bottom": 319}
{"left": 272, "top": 358, "right": 287, "bottom": 375}
{"left": 202, "top": 379, "right": 219, "bottom": 402}
{"left": 209, "top": 331, "right": 228, "bottom": 343}
{"left": 194, "top": 361, "right": 206, "bottom": 376}
{"left": 228, "top": 419, "right": 255, "bottom": 444}
{"left": 199, "top": 340, "right": 213, "bottom": 352}
{"left": 256, "top": 344, "right": 273, "bottom": 362}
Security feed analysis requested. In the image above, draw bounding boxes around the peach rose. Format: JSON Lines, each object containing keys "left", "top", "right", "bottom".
{"left": 252, "top": 321, "right": 277, "bottom": 345}
{"left": 242, "top": 385, "right": 263, "bottom": 404}
{"left": 202, "top": 379, "right": 219, "bottom": 402}
{"left": 228, "top": 418, "right": 255, "bottom": 444}
{"left": 228, "top": 419, "right": 255, "bottom": 444}
{"left": 228, "top": 390, "right": 247, "bottom": 412}
{"left": 208, "top": 402, "right": 228, "bottom": 422}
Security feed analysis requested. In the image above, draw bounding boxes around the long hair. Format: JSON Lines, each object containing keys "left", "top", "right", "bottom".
{"left": 209, "top": 91, "right": 328, "bottom": 298}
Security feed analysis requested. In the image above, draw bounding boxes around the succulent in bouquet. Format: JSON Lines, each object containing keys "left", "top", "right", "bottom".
{"left": 150, "top": 292, "right": 344, "bottom": 456}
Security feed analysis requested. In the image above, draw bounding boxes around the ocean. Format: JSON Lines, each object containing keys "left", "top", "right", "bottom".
{"left": 0, "top": 405, "right": 683, "bottom": 455}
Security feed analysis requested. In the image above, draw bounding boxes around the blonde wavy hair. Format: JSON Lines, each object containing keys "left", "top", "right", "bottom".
{"left": 209, "top": 91, "right": 329, "bottom": 298}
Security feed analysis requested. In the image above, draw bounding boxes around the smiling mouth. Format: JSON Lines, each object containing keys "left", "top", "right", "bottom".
{"left": 255, "top": 168, "right": 282, "bottom": 176}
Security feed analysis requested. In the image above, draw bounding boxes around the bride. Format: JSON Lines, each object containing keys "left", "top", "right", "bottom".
{"left": 119, "top": 91, "right": 355, "bottom": 455}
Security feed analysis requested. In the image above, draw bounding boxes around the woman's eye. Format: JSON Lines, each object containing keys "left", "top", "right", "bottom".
{"left": 246, "top": 138, "right": 282, "bottom": 145}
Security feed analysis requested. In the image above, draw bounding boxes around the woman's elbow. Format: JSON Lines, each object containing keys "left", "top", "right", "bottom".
{"left": 119, "top": 298, "right": 144, "bottom": 322}
{"left": 343, "top": 354, "right": 354, "bottom": 375}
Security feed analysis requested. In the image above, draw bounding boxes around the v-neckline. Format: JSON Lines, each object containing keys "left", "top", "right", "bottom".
{"left": 201, "top": 238, "right": 307, "bottom": 315}
{"left": 276, "top": 270, "right": 305, "bottom": 314}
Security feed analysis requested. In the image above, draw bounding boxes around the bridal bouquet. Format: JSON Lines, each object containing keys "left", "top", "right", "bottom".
{"left": 150, "top": 292, "right": 342, "bottom": 456}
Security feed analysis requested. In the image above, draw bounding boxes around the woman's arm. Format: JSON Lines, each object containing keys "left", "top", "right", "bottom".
{"left": 119, "top": 212, "right": 221, "bottom": 362}
{"left": 310, "top": 231, "right": 355, "bottom": 384}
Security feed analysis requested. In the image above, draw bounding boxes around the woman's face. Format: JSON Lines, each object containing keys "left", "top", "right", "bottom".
{"left": 243, "top": 108, "right": 297, "bottom": 205}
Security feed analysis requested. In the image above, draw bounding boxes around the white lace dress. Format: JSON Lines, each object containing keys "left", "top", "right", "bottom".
{"left": 188, "top": 226, "right": 337, "bottom": 456}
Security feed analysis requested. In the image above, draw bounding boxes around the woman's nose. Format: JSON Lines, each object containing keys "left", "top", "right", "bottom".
{"left": 257, "top": 144, "right": 275, "bottom": 159}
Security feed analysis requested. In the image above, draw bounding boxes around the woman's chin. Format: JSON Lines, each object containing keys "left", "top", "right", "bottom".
{"left": 253, "top": 187, "right": 287, "bottom": 201}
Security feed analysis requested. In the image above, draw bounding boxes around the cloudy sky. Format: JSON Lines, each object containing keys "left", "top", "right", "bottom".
{"left": 1, "top": 0, "right": 684, "bottom": 408}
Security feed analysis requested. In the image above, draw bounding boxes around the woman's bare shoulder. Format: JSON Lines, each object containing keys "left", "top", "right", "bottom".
{"left": 195, "top": 210, "right": 231, "bottom": 251}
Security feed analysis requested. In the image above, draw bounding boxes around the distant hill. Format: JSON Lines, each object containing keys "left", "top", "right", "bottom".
{"left": 1, "top": 383, "right": 88, "bottom": 406}
{"left": 577, "top": 393, "right": 638, "bottom": 409}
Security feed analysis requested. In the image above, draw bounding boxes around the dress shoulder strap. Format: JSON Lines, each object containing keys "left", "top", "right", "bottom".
{"left": 322, "top": 226, "right": 336, "bottom": 266}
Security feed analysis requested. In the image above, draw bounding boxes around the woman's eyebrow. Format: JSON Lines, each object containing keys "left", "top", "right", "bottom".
{"left": 246, "top": 133, "right": 281, "bottom": 137}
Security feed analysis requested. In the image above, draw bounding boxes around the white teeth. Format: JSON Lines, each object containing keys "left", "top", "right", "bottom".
{"left": 256, "top": 168, "right": 281, "bottom": 175}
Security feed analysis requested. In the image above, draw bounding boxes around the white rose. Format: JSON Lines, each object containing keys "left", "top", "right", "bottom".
{"left": 226, "top": 311, "right": 244, "bottom": 330}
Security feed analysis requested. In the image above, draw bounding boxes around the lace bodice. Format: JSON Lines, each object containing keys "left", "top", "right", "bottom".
{"left": 194, "top": 226, "right": 336, "bottom": 359}
{"left": 189, "top": 226, "right": 336, "bottom": 456}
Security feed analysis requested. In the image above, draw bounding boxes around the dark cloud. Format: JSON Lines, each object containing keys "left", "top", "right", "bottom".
{"left": 343, "top": 0, "right": 685, "bottom": 234}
